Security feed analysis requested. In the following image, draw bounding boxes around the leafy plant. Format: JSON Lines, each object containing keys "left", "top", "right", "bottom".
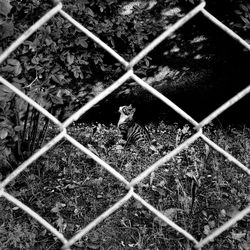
{"left": 1, "top": 122, "right": 250, "bottom": 249}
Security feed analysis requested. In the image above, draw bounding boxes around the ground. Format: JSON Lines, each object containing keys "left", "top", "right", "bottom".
{"left": 0, "top": 122, "right": 250, "bottom": 249}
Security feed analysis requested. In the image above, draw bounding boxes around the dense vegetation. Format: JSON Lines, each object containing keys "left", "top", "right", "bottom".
{"left": 0, "top": 122, "right": 250, "bottom": 249}
{"left": 0, "top": 0, "right": 250, "bottom": 249}
{"left": 0, "top": 0, "right": 250, "bottom": 164}
{"left": 0, "top": 0, "right": 250, "bottom": 167}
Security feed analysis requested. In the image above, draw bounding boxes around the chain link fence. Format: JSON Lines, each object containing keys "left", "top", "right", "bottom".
{"left": 0, "top": 1, "right": 250, "bottom": 249}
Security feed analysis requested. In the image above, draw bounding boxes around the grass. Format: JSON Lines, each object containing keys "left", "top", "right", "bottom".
{"left": 0, "top": 121, "right": 250, "bottom": 249}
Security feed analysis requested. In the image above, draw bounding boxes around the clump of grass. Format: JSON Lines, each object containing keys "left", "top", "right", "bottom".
{"left": 1, "top": 122, "right": 250, "bottom": 249}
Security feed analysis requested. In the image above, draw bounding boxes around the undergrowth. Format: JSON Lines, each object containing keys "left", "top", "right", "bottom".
{"left": 0, "top": 122, "right": 250, "bottom": 250}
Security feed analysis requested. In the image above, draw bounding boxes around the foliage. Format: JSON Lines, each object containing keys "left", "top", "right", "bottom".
{"left": 0, "top": 122, "right": 250, "bottom": 249}
{"left": 0, "top": 2, "right": 249, "bottom": 249}
{"left": 0, "top": 0, "right": 250, "bottom": 168}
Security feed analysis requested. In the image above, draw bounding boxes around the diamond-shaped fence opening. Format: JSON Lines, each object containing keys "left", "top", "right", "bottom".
{"left": 0, "top": 1, "right": 250, "bottom": 249}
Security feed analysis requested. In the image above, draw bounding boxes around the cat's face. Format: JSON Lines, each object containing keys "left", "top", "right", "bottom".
{"left": 118, "top": 104, "right": 136, "bottom": 116}
{"left": 117, "top": 105, "right": 136, "bottom": 127}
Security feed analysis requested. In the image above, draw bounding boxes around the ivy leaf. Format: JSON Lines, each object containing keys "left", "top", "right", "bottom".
{"left": 75, "top": 36, "right": 88, "bottom": 48}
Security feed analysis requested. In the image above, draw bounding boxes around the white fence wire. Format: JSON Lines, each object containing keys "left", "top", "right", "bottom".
{"left": 0, "top": 1, "right": 249, "bottom": 249}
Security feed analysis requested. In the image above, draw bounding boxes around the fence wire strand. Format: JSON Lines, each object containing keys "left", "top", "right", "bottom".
{"left": 0, "top": 1, "right": 250, "bottom": 249}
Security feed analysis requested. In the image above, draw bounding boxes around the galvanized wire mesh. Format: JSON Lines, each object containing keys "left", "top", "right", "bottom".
{"left": 0, "top": 1, "right": 250, "bottom": 249}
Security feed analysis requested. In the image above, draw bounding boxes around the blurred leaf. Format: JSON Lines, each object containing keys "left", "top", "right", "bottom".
{"left": 45, "top": 38, "right": 53, "bottom": 45}
{"left": 67, "top": 53, "right": 74, "bottom": 65}
{"left": 231, "top": 231, "right": 246, "bottom": 241}
{"left": 240, "top": 4, "right": 249, "bottom": 12}
{"left": 86, "top": 243, "right": 100, "bottom": 249}
{"left": 13, "top": 77, "right": 26, "bottom": 84}
{"left": 225, "top": 205, "right": 240, "bottom": 218}
{"left": 203, "top": 225, "right": 210, "bottom": 235}
{"left": 92, "top": 82, "right": 104, "bottom": 96}
{"left": 0, "top": 128, "right": 8, "bottom": 139}
{"left": 240, "top": 241, "right": 250, "bottom": 250}
{"left": 51, "top": 202, "right": 65, "bottom": 213}
{"left": 7, "top": 58, "right": 19, "bottom": 65}
{"left": 208, "top": 220, "right": 215, "bottom": 229}
{"left": 1, "top": 59, "right": 22, "bottom": 75}
{"left": 154, "top": 208, "right": 182, "bottom": 226}
{"left": 85, "top": 7, "right": 94, "bottom": 17}
{"left": 56, "top": 217, "right": 66, "bottom": 233}
{"left": 234, "top": 10, "right": 242, "bottom": 15}
{"left": 14, "top": 125, "right": 23, "bottom": 132}
{"left": 0, "top": 84, "right": 13, "bottom": 93}
{"left": 241, "top": 16, "right": 250, "bottom": 24}
{"left": 150, "top": 171, "right": 155, "bottom": 185}
{"left": 0, "top": 0, "right": 12, "bottom": 16}
{"left": 1, "top": 65, "right": 13, "bottom": 73}
{"left": 87, "top": 144, "right": 99, "bottom": 156}
{"left": 0, "top": 21, "right": 14, "bottom": 39}
{"left": 51, "top": 74, "right": 61, "bottom": 84}
{"left": 50, "top": 95, "right": 64, "bottom": 105}
{"left": 133, "top": 200, "right": 143, "bottom": 209}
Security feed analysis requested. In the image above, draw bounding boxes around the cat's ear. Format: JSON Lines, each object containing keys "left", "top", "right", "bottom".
{"left": 132, "top": 107, "right": 136, "bottom": 113}
{"left": 128, "top": 104, "right": 132, "bottom": 108}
